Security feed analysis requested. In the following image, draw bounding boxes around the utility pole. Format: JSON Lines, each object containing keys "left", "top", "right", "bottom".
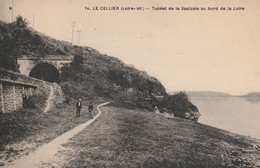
{"left": 71, "top": 21, "right": 76, "bottom": 45}
{"left": 9, "top": 0, "right": 14, "bottom": 22}
{"left": 77, "top": 30, "right": 81, "bottom": 46}
{"left": 32, "top": 15, "right": 35, "bottom": 28}
{"left": 12, "top": 0, "right": 14, "bottom": 21}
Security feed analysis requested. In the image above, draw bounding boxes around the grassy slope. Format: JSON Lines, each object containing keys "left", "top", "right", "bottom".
{"left": 56, "top": 106, "right": 260, "bottom": 168}
{"left": 0, "top": 100, "right": 102, "bottom": 166}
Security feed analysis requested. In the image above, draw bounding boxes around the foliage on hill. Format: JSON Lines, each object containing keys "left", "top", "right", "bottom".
{"left": 0, "top": 17, "right": 73, "bottom": 60}
{"left": 60, "top": 49, "right": 166, "bottom": 110}
{"left": 158, "top": 92, "right": 200, "bottom": 121}
{"left": 0, "top": 16, "right": 199, "bottom": 120}
{"left": 0, "top": 16, "right": 29, "bottom": 71}
{"left": 60, "top": 51, "right": 200, "bottom": 119}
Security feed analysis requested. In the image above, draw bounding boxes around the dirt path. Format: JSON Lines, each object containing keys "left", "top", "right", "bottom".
{"left": 44, "top": 85, "right": 54, "bottom": 113}
{"left": 5, "top": 102, "right": 110, "bottom": 168}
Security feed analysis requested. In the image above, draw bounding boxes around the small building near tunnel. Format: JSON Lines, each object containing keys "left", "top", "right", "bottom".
{"left": 0, "top": 74, "right": 38, "bottom": 113}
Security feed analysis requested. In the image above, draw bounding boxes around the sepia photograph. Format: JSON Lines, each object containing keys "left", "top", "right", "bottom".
{"left": 0, "top": 0, "right": 260, "bottom": 167}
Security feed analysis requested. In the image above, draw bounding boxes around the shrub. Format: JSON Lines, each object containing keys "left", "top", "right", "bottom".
{"left": 22, "top": 85, "right": 49, "bottom": 110}
{"left": 0, "top": 15, "right": 29, "bottom": 71}
{"left": 23, "top": 95, "right": 36, "bottom": 109}
{"left": 70, "top": 50, "right": 84, "bottom": 69}
{"left": 158, "top": 92, "right": 198, "bottom": 118}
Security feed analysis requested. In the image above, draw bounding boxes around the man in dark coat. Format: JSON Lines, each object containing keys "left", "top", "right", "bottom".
{"left": 76, "top": 99, "right": 82, "bottom": 117}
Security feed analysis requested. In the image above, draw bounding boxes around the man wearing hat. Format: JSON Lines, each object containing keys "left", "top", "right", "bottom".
{"left": 76, "top": 99, "right": 82, "bottom": 117}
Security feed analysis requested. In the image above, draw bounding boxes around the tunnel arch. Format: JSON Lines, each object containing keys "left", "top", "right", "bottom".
{"left": 29, "top": 63, "right": 60, "bottom": 83}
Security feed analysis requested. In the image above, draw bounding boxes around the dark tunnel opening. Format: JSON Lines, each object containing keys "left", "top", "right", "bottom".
{"left": 29, "top": 63, "right": 60, "bottom": 83}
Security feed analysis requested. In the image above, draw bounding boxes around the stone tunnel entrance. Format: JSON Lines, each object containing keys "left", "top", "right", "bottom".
{"left": 29, "top": 63, "right": 60, "bottom": 83}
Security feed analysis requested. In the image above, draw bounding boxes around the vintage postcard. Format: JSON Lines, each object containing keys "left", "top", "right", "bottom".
{"left": 0, "top": 0, "right": 260, "bottom": 167}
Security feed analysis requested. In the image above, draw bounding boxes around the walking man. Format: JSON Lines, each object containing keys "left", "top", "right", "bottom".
{"left": 76, "top": 99, "right": 82, "bottom": 117}
{"left": 88, "top": 102, "right": 93, "bottom": 118}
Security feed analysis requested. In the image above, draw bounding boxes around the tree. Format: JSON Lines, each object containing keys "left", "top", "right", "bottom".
{"left": 0, "top": 16, "right": 29, "bottom": 71}
{"left": 158, "top": 91, "right": 199, "bottom": 119}
{"left": 71, "top": 50, "right": 84, "bottom": 69}
{"left": 10, "top": 15, "right": 29, "bottom": 31}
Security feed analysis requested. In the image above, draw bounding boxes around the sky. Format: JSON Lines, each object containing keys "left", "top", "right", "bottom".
{"left": 0, "top": 0, "right": 260, "bottom": 95}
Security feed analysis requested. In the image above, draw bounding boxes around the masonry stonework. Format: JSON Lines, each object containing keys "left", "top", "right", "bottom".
{"left": 0, "top": 68, "right": 47, "bottom": 113}
{"left": 17, "top": 55, "right": 74, "bottom": 76}
{"left": 0, "top": 79, "right": 37, "bottom": 113}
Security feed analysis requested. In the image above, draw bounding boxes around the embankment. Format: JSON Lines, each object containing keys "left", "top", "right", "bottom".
{"left": 58, "top": 106, "right": 260, "bottom": 168}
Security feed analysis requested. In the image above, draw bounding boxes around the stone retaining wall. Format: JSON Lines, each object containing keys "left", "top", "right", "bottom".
{"left": 0, "top": 68, "right": 48, "bottom": 113}
{"left": 0, "top": 78, "right": 37, "bottom": 113}
{"left": 0, "top": 68, "right": 65, "bottom": 113}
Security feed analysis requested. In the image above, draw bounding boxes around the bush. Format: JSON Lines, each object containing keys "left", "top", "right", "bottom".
{"left": 70, "top": 50, "right": 84, "bottom": 69}
{"left": 23, "top": 95, "right": 36, "bottom": 109}
{"left": 158, "top": 92, "right": 198, "bottom": 118}
{"left": 0, "top": 15, "right": 29, "bottom": 71}
{"left": 22, "top": 85, "right": 49, "bottom": 110}
{"left": 113, "top": 90, "right": 159, "bottom": 111}
{"left": 108, "top": 69, "right": 130, "bottom": 88}
{"left": 12, "top": 15, "right": 29, "bottom": 30}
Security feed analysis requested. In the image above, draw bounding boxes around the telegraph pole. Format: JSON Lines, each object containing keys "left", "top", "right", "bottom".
{"left": 32, "top": 15, "right": 35, "bottom": 28}
{"left": 12, "top": 0, "right": 14, "bottom": 21}
{"left": 77, "top": 30, "right": 81, "bottom": 45}
{"left": 10, "top": 0, "right": 14, "bottom": 22}
{"left": 71, "top": 21, "right": 76, "bottom": 45}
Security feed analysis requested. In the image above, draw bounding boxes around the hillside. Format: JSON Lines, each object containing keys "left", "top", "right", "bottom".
{"left": 0, "top": 17, "right": 199, "bottom": 120}
{"left": 59, "top": 48, "right": 166, "bottom": 110}
{"left": 53, "top": 106, "right": 260, "bottom": 168}
{"left": 240, "top": 92, "right": 260, "bottom": 103}
{"left": 0, "top": 20, "right": 77, "bottom": 58}
{"left": 241, "top": 92, "right": 260, "bottom": 97}
{"left": 170, "top": 91, "right": 233, "bottom": 97}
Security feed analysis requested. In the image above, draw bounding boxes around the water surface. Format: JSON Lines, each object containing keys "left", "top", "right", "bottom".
{"left": 190, "top": 97, "right": 260, "bottom": 139}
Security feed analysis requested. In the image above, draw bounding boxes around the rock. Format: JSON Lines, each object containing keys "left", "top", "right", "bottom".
{"left": 226, "top": 163, "right": 233, "bottom": 167}
{"left": 184, "top": 112, "right": 191, "bottom": 118}
{"left": 185, "top": 111, "right": 201, "bottom": 121}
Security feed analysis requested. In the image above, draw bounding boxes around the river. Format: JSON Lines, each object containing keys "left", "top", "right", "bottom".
{"left": 190, "top": 96, "right": 260, "bottom": 139}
